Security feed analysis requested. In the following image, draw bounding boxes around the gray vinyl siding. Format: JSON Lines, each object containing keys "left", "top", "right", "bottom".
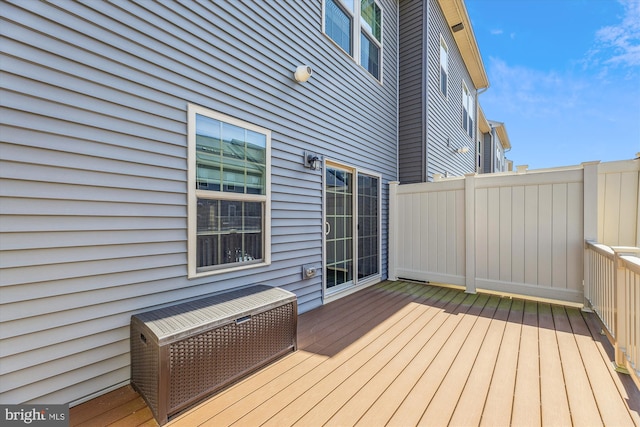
{"left": 398, "top": 0, "right": 426, "bottom": 184}
{"left": 483, "top": 133, "right": 493, "bottom": 173}
{"left": 0, "top": 0, "right": 398, "bottom": 405}
{"left": 425, "top": 0, "right": 476, "bottom": 180}
{"left": 398, "top": 0, "right": 477, "bottom": 183}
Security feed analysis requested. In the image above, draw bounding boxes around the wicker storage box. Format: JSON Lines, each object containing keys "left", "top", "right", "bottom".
{"left": 130, "top": 285, "right": 297, "bottom": 425}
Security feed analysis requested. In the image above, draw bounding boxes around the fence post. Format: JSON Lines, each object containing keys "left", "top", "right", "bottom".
{"left": 389, "top": 181, "right": 399, "bottom": 281}
{"left": 583, "top": 161, "right": 600, "bottom": 309}
{"left": 465, "top": 173, "right": 476, "bottom": 294}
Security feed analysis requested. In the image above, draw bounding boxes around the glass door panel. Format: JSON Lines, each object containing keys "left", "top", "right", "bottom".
{"left": 325, "top": 166, "right": 354, "bottom": 289}
{"left": 357, "top": 174, "right": 379, "bottom": 280}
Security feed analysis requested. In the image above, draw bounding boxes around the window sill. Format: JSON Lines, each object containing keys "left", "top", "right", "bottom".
{"left": 188, "top": 260, "right": 270, "bottom": 280}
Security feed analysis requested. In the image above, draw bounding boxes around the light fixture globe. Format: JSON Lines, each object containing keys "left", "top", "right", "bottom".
{"left": 294, "top": 65, "right": 313, "bottom": 83}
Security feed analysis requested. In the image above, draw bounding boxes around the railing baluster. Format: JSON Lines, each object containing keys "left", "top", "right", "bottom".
{"left": 586, "top": 240, "right": 640, "bottom": 388}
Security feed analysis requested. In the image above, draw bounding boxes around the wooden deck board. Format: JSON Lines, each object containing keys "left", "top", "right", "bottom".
{"left": 356, "top": 290, "right": 477, "bottom": 426}
{"left": 552, "top": 305, "right": 603, "bottom": 426}
{"left": 538, "top": 302, "right": 573, "bottom": 426}
{"left": 386, "top": 293, "right": 486, "bottom": 427}
{"left": 70, "top": 385, "right": 141, "bottom": 426}
{"left": 171, "top": 282, "right": 428, "bottom": 426}
{"left": 566, "top": 308, "right": 636, "bottom": 426}
{"left": 511, "top": 299, "right": 541, "bottom": 427}
{"left": 447, "top": 296, "right": 512, "bottom": 426}
{"left": 324, "top": 292, "right": 477, "bottom": 426}
{"left": 418, "top": 294, "right": 500, "bottom": 426}
{"left": 239, "top": 286, "right": 450, "bottom": 426}
{"left": 480, "top": 297, "right": 524, "bottom": 426}
{"left": 290, "top": 287, "right": 454, "bottom": 426}
{"left": 69, "top": 281, "right": 639, "bottom": 427}
{"left": 582, "top": 309, "right": 640, "bottom": 426}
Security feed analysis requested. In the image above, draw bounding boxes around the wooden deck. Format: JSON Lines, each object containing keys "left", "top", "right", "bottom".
{"left": 70, "top": 281, "right": 640, "bottom": 426}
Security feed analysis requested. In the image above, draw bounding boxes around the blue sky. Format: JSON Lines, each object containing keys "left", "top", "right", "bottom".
{"left": 465, "top": 0, "right": 640, "bottom": 169}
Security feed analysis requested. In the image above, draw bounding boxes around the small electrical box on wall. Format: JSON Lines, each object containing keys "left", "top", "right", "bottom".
{"left": 302, "top": 264, "right": 318, "bottom": 279}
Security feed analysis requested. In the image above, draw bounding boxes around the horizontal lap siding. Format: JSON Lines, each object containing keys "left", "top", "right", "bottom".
{"left": 426, "top": 0, "right": 476, "bottom": 179}
{"left": 398, "top": 0, "right": 425, "bottom": 184}
{"left": 0, "top": 0, "right": 398, "bottom": 404}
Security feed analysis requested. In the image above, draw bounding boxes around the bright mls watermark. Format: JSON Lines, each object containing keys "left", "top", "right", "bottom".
{"left": 1, "top": 405, "right": 68, "bottom": 426}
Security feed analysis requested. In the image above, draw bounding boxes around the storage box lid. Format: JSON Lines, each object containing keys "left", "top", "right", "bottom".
{"left": 131, "top": 285, "right": 296, "bottom": 345}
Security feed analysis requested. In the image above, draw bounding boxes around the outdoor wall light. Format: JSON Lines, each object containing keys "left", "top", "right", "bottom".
{"left": 456, "top": 146, "right": 470, "bottom": 154}
{"left": 303, "top": 151, "right": 322, "bottom": 170}
{"left": 294, "top": 65, "right": 313, "bottom": 83}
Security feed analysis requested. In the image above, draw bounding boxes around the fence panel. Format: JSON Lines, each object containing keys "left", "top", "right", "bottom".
{"left": 598, "top": 159, "right": 640, "bottom": 247}
{"left": 391, "top": 180, "right": 466, "bottom": 286}
{"left": 472, "top": 169, "right": 584, "bottom": 303}
{"left": 390, "top": 159, "right": 639, "bottom": 305}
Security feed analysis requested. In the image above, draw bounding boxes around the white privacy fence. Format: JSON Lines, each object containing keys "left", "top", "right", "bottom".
{"left": 390, "top": 165, "right": 587, "bottom": 303}
{"left": 389, "top": 159, "right": 639, "bottom": 297}
{"left": 585, "top": 242, "right": 640, "bottom": 387}
{"left": 389, "top": 156, "right": 639, "bottom": 384}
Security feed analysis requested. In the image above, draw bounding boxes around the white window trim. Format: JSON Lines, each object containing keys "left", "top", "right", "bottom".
{"left": 322, "top": 0, "right": 384, "bottom": 82}
{"left": 322, "top": 159, "right": 382, "bottom": 304}
{"left": 462, "top": 81, "right": 474, "bottom": 139}
{"left": 187, "top": 103, "right": 271, "bottom": 279}
{"left": 440, "top": 35, "right": 448, "bottom": 97}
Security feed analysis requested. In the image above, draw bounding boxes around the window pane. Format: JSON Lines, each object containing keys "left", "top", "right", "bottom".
{"left": 361, "top": 32, "right": 380, "bottom": 79}
{"left": 245, "top": 130, "right": 266, "bottom": 195}
{"left": 195, "top": 114, "right": 266, "bottom": 195}
{"left": 357, "top": 174, "right": 379, "bottom": 280}
{"left": 195, "top": 114, "right": 222, "bottom": 190}
{"left": 325, "top": 0, "right": 352, "bottom": 54}
{"left": 197, "top": 199, "right": 263, "bottom": 268}
{"left": 361, "top": 0, "right": 381, "bottom": 41}
{"left": 463, "top": 108, "right": 468, "bottom": 131}
{"left": 440, "top": 38, "right": 448, "bottom": 96}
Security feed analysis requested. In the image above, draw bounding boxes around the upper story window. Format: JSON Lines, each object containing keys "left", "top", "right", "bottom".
{"left": 324, "top": 0, "right": 383, "bottom": 80}
{"left": 462, "top": 82, "right": 474, "bottom": 139}
{"left": 187, "top": 104, "right": 271, "bottom": 278}
{"left": 440, "top": 36, "right": 448, "bottom": 96}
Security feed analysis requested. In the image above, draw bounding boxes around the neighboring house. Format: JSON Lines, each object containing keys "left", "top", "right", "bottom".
{"left": 0, "top": 0, "right": 497, "bottom": 407}
{"left": 481, "top": 119, "right": 512, "bottom": 173}
{"left": 399, "top": 0, "right": 489, "bottom": 183}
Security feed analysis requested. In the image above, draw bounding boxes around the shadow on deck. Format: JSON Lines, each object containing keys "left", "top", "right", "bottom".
{"left": 70, "top": 281, "right": 640, "bottom": 426}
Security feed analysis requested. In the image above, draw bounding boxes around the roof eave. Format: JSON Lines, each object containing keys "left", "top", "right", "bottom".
{"left": 439, "top": 0, "right": 489, "bottom": 89}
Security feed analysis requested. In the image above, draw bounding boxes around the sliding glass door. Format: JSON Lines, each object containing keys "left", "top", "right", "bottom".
{"left": 325, "top": 162, "right": 380, "bottom": 293}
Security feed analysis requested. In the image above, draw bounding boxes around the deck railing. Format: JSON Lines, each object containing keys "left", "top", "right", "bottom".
{"left": 585, "top": 240, "right": 640, "bottom": 388}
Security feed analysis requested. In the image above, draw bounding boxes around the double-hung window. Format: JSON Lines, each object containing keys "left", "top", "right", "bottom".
{"left": 324, "top": 0, "right": 383, "bottom": 80}
{"left": 440, "top": 36, "right": 448, "bottom": 96}
{"left": 187, "top": 104, "right": 271, "bottom": 277}
{"left": 462, "top": 82, "right": 474, "bottom": 139}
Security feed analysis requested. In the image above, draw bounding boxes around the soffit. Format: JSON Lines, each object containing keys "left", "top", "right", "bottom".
{"left": 478, "top": 104, "right": 490, "bottom": 133}
{"left": 438, "top": 0, "right": 489, "bottom": 89}
{"left": 488, "top": 120, "right": 512, "bottom": 150}
{"left": 497, "top": 125, "right": 511, "bottom": 150}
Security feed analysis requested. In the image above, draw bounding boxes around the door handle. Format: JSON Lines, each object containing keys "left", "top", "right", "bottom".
{"left": 325, "top": 221, "right": 331, "bottom": 236}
